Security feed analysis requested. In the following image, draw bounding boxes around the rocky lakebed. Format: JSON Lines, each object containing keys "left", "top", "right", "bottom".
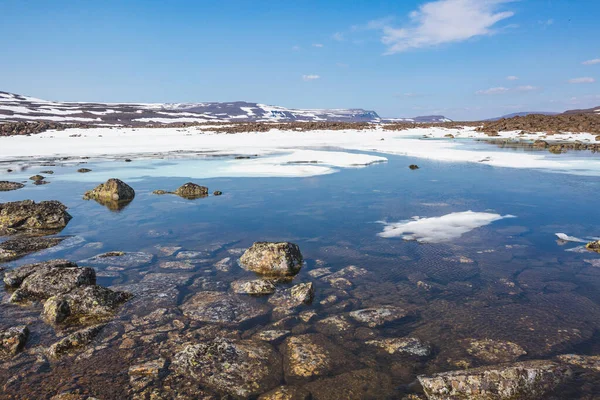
{"left": 1, "top": 152, "right": 600, "bottom": 399}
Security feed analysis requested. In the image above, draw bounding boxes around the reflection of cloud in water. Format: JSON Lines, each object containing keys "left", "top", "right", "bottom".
{"left": 378, "top": 211, "right": 515, "bottom": 243}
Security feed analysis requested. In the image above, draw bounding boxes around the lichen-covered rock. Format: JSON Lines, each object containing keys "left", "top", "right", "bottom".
{"left": 180, "top": 291, "right": 270, "bottom": 324}
{"left": 240, "top": 242, "right": 303, "bottom": 276}
{"left": 0, "top": 236, "right": 66, "bottom": 262}
{"left": 254, "top": 330, "right": 291, "bottom": 343}
{"left": 0, "top": 181, "right": 24, "bottom": 191}
{"left": 258, "top": 385, "right": 310, "bottom": 400}
{"left": 0, "top": 200, "right": 72, "bottom": 234}
{"left": 174, "top": 182, "right": 209, "bottom": 199}
{"left": 42, "top": 285, "right": 131, "bottom": 325}
{"left": 47, "top": 324, "right": 105, "bottom": 359}
{"left": 462, "top": 338, "right": 527, "bottom": 363}
{"left": 83, "top": 178, "right": 135, "bottom": 202}
{"left": 366, "top": 337, "right": 431, "bottom": 356}
{"left": 29, "top": 174, "right": 44, "bottom": 181}
{"left": 231, "top": 279, "right": 276, "bottom": 295}
{"left": 586, "top": 240, "right": 600, "bottom": 253}
{"left": 303, "top": 368, "right": 395, "bottom": 400}
{"left": 314, "top": 315, "right": 354, "bottom": 335}
{"left": 0, "top": 326, "right": 29, "bottom": 359}
{"left": 268, "top": 283, "right": 314, "bottom": 308}
{"left": 4, "top": 259, "right": 95, "bottom": 303}
{"left": 281, "top": 333, "right": 358, "bottom": 382}
{"left": 349, "top": 306, "right": 410, "bottom": 327}
{"left": 173, "top": 338, "right": 282, "bottom": 399}
{"left": 418, "top": 360, "right": 572, "bottom": 400}
{"left": 557, "top": 354, "right": 600, "bottom": 371}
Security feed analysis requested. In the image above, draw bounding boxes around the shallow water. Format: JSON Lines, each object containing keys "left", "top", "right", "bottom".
{"left": 2, "top": 148, "right": 600, "bottom": 399}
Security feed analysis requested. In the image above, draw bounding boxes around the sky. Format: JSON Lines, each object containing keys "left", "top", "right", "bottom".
{"left": 1, "top": 0, "right": 599, "bottom": 120}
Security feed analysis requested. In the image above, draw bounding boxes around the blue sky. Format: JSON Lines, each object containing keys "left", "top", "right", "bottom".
{"left": 1, "top": 0, "right": 599, "bottom": 120}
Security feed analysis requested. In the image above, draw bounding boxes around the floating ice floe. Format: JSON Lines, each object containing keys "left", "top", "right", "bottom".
{"left": 555, "top": 233, "right": 587, "bottom": 243}
{"left": 378, "top": 211, "right": 515, "bottom": 243}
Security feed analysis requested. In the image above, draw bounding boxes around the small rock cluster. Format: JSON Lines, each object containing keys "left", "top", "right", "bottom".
{"left": 153, "top": 182, "right": 223, "bottom": 199}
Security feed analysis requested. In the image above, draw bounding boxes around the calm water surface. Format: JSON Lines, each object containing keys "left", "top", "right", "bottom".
{"left": 1, "top": 149, "right": 600, "bottom": 399}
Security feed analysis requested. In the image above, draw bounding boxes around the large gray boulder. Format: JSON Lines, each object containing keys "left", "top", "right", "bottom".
{"left": 418, "top": 360, "right": 572, "bottom": 400}
{"left": 4, "top": 259, "right": 96, "bottom": 303}
{"left": 173, "top": 338, "right": 282, "bottom": 399}
{"left": 0, "top": 200, "right": 72, "bottom": 234}
{"left": 240, "top": 242, "right": 303, "bottom": 276}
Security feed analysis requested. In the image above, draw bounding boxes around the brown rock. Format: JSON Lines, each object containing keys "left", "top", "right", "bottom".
{"left": 240, "top": 242, "right": 303, "bottom": 276}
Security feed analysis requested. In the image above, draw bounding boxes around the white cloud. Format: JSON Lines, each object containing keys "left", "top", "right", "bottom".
{"left": 476, "top": 87, "right": 509, "bottom": 95}
{"left": 332, "top": 32, "right": 344, "bottom": 41}
{"left": 378, "top": 211, "right": 515, "bottom": 243}
{"left": 292, "top": 45, "right": 301, "bottom": 51}
{"left": 568, "top": 77, "right": 596, "bottom": 84}
{"left": 583, "top": 58, "right": 600, "bottom": 65}
{"left": 312, "top": 43, "right": 324, "bottom": 48}
{"left": 506, "top": 75, "right": 519, "bottom": 81}
{"left": 371, "top": 0, "right": 514, "bottom": 54}
{"left": 302, "top": 74, "right": 320, "bottom": 81}
{"left": 515, "top": 85, "right": 540, "bottom": 92}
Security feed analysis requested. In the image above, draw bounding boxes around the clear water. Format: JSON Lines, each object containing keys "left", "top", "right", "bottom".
{"left": 1, "top": 149, "right": 600, "bottom": 398}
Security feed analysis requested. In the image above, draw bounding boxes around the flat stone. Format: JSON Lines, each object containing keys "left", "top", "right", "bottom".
{"left": 80, "top": 251, "right": 153, "bottom": 269}
{"left": 0, "top": 236, "right": 66, "bottom": 262}
{"left": 366, "top": 337, "right": 431, "bottom": 356}
{"left": 173, "top": 338, "right": 282, "bottom": 398}
{"left": 253, "top": 330, "right": 291, "bottom": 343}
{"left": 180, "top": 291, "right": 270, "bottom": 324}
{"left": 47, "top": 324, "right": 106, "bottom": 359}
{"left": 418, "top": 360, "right": 572, "bottom": 400}
{"left": 349, "top": 306, "right": 409, "bottom": 328}
{"left": 308, "top": 268, "right": 332, "bottom": 278}
{"left": 268, "top": 283, "right": 314, "bottom": 308}
{"left": 231, "top": 279, "right": 276, "bottom": 295}
{"left": 463, "top": 338, "right": 527, "bottom": 363}
{"left": 0, "top": 181, "right": 24, "bottom": 191}
{"left": 159, "top": 260, "right": 195, "bottom": 270}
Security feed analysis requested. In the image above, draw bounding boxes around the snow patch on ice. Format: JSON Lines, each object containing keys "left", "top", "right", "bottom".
{"left": 555, "top": 233, "right": 587, "bottom": 243}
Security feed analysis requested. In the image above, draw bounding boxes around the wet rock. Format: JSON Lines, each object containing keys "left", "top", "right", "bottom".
{"left": 240, "top": 242, "right": 303, "bottom": 276}
{"left": 0, "top": 200, "right": 72, "bottom": 234}
{"left": 40, "top": 170, "right": 54, "bottom": 174}
{"left": 314, "top": 315, "right": 353, "bottom": 335}
{"left": 444, "top": 134, "right": 455, "bottom": 138}
{"left": 557, "top": 354, "right": 600, "bottom": 371}
{"left": 231, "top": 279, "right": 276, "bottom": 295}
{"left": 214, "top": 257, "right": 232, "bottom": 272}
{"left": 174, "top": 182, "right": 209, "bottom": 199}
{"left": 409, "top": 164, "right": 419, "bottom": 170}
{"left": 29, "top": 174, "right": 44, "bottom": 181}
{"left": 42, "top": 285, "right": 131, "bottom": 325}
{"left": 303, "top": 368, "right": 395, "bottom": 400}
{"left": 585, "top": 240, "right": 600, "bottom": 253}
{"left": 366, "top": 337, "right": 431, "bottom": 356}
{"left": 281, "top": 333, "right": 358, "bottom": 382}
{"left": 213, "top": 190, "right": 223, "bottom": 196}
{"left": 175, "top": 250, "right": 209, "bottom": 259}
{"left": 77, "top": 168, "right": 92, "bottom": 173}
{"left": 308, "top": 267, "right": 332, "bottom": 278}
{"left": 418, "top": 360, "right": 571, "bottom": 400}
{"left": 323, "top": 265, "right": 368, "bottom": 281}
{"left": 533, "top": 140, "right": 549, "bottom": 148}
{"left": 258, "top": 385, "right": 311, "bottom": 400}
{"left": 349, "top": 306, "right": 410, "bottom": 327}
{"left": 83, "top": 178, "right": 135, "bottom": 210}
{"left": 152, "top": 189, "right": 168, "bottom": 195}
{"left": 180, "top": 291, "right": 270, "bottom": 324}
{"left": 0, "top": 326, "right": 29, "bottom": 359}
{"left": 268, "top": 283, "right": 314, "bottom": 308}
{"left": 129, "top": 358, "right": 168, "bottom": 378}
{"left": 4, "top": 259, "right": 95, "bottom": 303}
{"left": 173, "top": 338, "right": 282, "bottom": 398}
{"left": 47, "top": 324, "right": 105, "bottom": 359}
{"left": 462, "top": 338, "right": 527, "bottom": 363}
{"left": 0, "top": 236, "right": 66, "bottom": 262}
{"left": 80, "top": 251, "right": 153, "bottom": 269}
{"left": 0, "top": 181, "right": 24, "bottom": 191}
{"left": 254, "top": 330, "right": 291, "bottom": 343}
{"left": 159, "top": 260, "right": 194, "bottom": 270}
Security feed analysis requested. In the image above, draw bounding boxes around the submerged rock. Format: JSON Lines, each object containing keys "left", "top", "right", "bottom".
{"left": 83, "top": 178, "right": 135, "bottom": 210}
{"left": 174, "top": 182, "right": 209, "bottom": 199}
{"left": 231, "top": 279, "right": 276, "bottom": 295}
{"left": 557, "top": 354, "right": 600, "bottom": 371}
{"left": 258, "top": 385, "right": 310, "bottom": 400}
{"left": 4, "top": 259, "right": 95, "bottom": 303}
{"left": 79, "top": 251, "right": 153, "bottom": 269}
{"left": 0, "top": 326, "right": 29, "bottom": 359}
{"left": 268, "top": 283, "right": 314, "bottom": 308}
{"left": 42, "top": 285, "right": 131, "bottom": 325}
{"left": 463, "top": 338, "right": 527, "bottom": 364}
{"left": 366, "top": 337, "right": 431, "bottom": 356}
{"left": 29, "top": 174, "right": 45, "bottom": 182}
{"left": 303, "top": 368, "right": 395, "bottom": 400}
{"left": 0, "top": 236, "right": 66, "bottom": 262}
{"left": 173, "top": 338, "right": 282, "bottom": 398}
{"left": 180, "top": 291, "right": 270, "bottom": 324}
{"left": 0, "top": 200, "right": 72, "bottom": 234}
{"left": 418, "top": 360, "right": 571, "bottom": 400}
{"left": 47, "top": 324, "right": 105, "bottom": 359}
{"left": 0, "top": 181, "right": 24, "bottom": 191}
{"left": 349, "top": 306, "right": 410, "bottom": 327}
{"left": 240, "top": 242, "right": 303, "bottom": 276}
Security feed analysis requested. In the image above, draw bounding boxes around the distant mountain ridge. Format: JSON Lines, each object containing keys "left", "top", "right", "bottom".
{"left": 0, "top": 91, "right": 450, "bottom": 125}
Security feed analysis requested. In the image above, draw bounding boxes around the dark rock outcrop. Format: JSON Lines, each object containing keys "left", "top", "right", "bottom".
{"left": 47, "top": 324, "right": 105, "bottom": 359}
{"left": 174, "top": 182, "right": 209, "bottom": 199}
{"left": 0, "top": 200, "right": 72, "bottom": 234}
{"left": 0, "top": 181, "right": 24, "bottom": 191}
{"left": 240, "top": 242, "right": 303, "bottom": 276}
{"left": 0, "top": 236, "right": 66, "bottom": 262}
